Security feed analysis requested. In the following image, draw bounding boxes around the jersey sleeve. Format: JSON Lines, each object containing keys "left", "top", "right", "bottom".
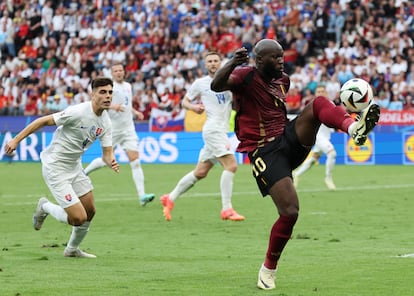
{"left": 52, "top": 105, "right": 79, "bottom": 127}
{"left": 185, "top": 79, "right": 201, "bottom": 102}
{"left": 230, "top": 66, "right": 251, "bottom": 86}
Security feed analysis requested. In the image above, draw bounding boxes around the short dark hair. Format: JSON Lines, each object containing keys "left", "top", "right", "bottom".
{"left": 204, "top": 51, "right": 221, "bottom": 60}
{"left": 91, "top": 77, "right": 113, "bottom": 90}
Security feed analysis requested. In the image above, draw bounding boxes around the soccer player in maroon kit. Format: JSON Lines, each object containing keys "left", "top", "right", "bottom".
{"left": 211, "top": 39, "right": 380, "bottom": 290}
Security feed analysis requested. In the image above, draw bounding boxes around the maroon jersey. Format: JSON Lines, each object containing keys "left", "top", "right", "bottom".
{"left": 230, "top": 66, "right": 290, "bottom": 152}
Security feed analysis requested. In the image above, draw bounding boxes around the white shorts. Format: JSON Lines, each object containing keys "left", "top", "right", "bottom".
{"left": 112, "top": 127, "right": 139, "bottom": 152}
{"left": 199, "top": 131, "right": 234, "bottom": 164}
{"left": 313, "top": 136, "right": 335, "bottom": 155}
{"left": 42, "top": 161, "right": 93, "bottom": 209}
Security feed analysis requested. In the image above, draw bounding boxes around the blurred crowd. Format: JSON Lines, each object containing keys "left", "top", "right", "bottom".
{"left": 0, "top": 0, "right": 413, "bottom": 119}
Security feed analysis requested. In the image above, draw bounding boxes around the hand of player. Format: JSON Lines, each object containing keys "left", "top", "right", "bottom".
{"left": 192, "top": 103, "right": 205, "bottom": 114}
{"left": 4, "top": 139, "right": 17, "bottom": 155}
{"left": 114, "top": 104, "right": 125, "bottom": 112}
{"left": 135, "top": 110, "right": 144, "bottom": 120}
{"left": 232, "top": 47, "right": 249, "bottom": 66}
{"left": 111, "top": 159, "right": 119, "bottom": 173}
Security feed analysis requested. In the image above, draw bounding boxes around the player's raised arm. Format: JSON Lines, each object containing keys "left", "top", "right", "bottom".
{"left": 5, "top": 114, "right": 55, "bottom": 155}
{"left": 211, "top": 47, "right": 249, "bottom": 92}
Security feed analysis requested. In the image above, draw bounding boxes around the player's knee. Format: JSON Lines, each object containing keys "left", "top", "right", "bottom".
{"left": 227, "top": 163, "right": 238, "bottom": 173}
{"left": 194, "top": 171, "right": 208, "bottom": 179}
{"left": 278, "top": 204, "right": 299, "bottom": 218}
{"left": 130, "top": 158, "right": 141, "bottom": 168}
{"left": 327, "top": 149, "right": 336, "bottom": 158}
{"left": 86, "top": 206, "right": 96, "bottom": 220}
{"left": 69, "top": 214, "right": 88, "bottom": 226}
{"left": 286, "top": 207, "right": 299, "bottom": 218}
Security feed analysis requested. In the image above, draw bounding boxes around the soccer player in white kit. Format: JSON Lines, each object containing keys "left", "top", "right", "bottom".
{"left": 293, "top": 85, "right": 337, "bottom": 190}
{"left": 84, "top": 63, "right": 155, "bottom": 206}
{"left": 160, "top": 51, "right": 244, "bottom": 222}
{"left": 5, "top": 77, "right": 119, "bottom": 258}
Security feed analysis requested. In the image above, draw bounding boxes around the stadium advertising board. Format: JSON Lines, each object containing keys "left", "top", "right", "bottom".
{"left": 0, "top": 131, "right": 244, "bottom": 164}
{"left": 1, "top": 113, "right": 413, "bottom": 165}
{"left": 0, "top": 131, "right": 412, "bottom": 165}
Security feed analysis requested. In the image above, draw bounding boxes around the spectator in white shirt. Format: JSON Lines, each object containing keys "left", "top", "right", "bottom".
{"left": 338, "top": 40, "right": 357, "bottom": 60}
{"left": 91, "top": 21, "right": 106, "bottom": 42}
{"left": 324, "top": 40, "right": 338, "bottom": 60}
{"left": 41, "top": 0, "right": 53, "bottom": 34}
{"left": 73, "top": 86, "right": 89, "bottom": 105}
{"left": 112, "top": 45, "right": 127, "bottom": 64}
{"left": 66, "top": 45, "right": 82, "bottom": 75}
{"left": 51, "top": 6, "right": 66, "bottom": 42}
{"left": 390, "top": 54, "right": 408, "bottom": 76}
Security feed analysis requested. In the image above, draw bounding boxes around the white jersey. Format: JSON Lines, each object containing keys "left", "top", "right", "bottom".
{"left": 40, "top": 102, "right": 112, "bottom": 165}
{"left": 108, "top": 81, "right": 135, "bottom": 132}
{"left": 186, "top": 75, "right": 233, "bottom": 134}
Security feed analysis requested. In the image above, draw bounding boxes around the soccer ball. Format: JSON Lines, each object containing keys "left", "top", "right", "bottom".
{"left": 340, "top": 78, "right": 373, "bottom": 112}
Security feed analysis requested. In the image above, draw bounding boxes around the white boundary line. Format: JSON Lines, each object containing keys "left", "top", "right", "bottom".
{"left": 392, "top": 254, "right": 414, "bottom": 258}
{"left": 2, "top": 183, "right": 414, "bottom": 205}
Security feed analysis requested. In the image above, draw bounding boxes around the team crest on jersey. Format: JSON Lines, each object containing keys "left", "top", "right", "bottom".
{"left": 65, "top": 194, "right": 72, "bottom": 202}
{"left": 95, "top": 127, "right": 103, "bottom": 136}
{"left": 89, "top": 126, "right": 103, "bottom": 138}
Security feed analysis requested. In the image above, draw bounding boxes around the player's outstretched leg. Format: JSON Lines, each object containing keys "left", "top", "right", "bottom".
{"left": 312, "top": 97, "right": 380, "bottom": 147}
{"left": 351, "top": 104, "right": 380, "bottom": 146}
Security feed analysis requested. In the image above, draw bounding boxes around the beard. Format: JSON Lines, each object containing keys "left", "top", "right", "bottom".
{"left": 264, "top": 64, "right": 283, "bottom": 79}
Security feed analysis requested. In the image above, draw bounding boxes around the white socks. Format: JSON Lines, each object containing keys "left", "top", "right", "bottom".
{"left": 294, "top": 157, "right": 315, "bottom": 177}
{"left": 325, "top": 150, "right": 336, "bottom": 178}
{"left": 130, "top": 158, "right": 146, "bottom": 197}
{"left": 220, "top": 170, "right": 234, "bottom": 211}
{"left": 169, "top": 171, "right": 198, "bottom": 202}
{"left": 66, "top": 221, "right": 91, "bottom": 251}
{"left": 43, "top": 201, "right": 68, "bottom": 223}
{"left": 168, "top": 170, "right": 235, "bottom": 209}
{"left": 84, "top": 158, "right": 106, "bottom": 175}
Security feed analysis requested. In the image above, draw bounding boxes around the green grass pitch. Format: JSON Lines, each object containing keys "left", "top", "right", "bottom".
{"left": 1, "top": 162, "right": 414, "bottom": 296}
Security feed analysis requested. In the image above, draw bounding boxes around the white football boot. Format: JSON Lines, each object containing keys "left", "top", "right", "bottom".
{"left": 257, "top": 264, "right": 277, "bottom": 290}
{"left": 351, "top": 104, "right": 380, "bottom": 146}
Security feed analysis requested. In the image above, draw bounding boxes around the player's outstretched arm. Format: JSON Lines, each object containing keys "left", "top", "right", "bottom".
{"left": 5, "top": 115, "right": 55, "bottom": 155}
{"left": 102, "top": 146, "right": 119, "bottom": 173}
{"left": 211, "top": 47, "right": 249, "bottom": 92}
